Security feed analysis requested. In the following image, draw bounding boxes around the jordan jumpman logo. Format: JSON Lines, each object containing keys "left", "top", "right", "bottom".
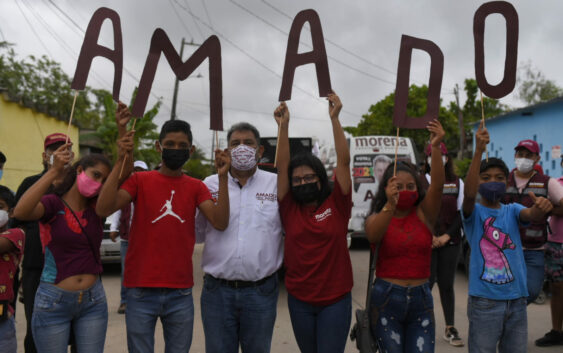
{"left": 152, "top": 190, "right": 185, "bottom": 224}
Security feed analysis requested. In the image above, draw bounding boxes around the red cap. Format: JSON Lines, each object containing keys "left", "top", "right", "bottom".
{"left": 44, "top": 133, "right": 71, "bottom": 150}
{"left": 425, "top": 142, "right": 447, "bottom": 156}
{"left": 514, "top": 139, "right": 539, "bottom": 154}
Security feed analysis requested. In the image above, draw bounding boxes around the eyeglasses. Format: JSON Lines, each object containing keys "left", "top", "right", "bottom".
{"left": 291, "top": 174, "right": 318, "bottom": 185}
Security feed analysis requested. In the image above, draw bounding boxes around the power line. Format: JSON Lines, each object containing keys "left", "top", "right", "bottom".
{"left": 182, "top": 0, "right": 205, "bottom": 40}
{"left": 168, "top": 0, "right": 194, "bottom": 40}
{"left": 14, "top": 0, "right": 54, "bottom": 57}
{"left": 171, "top": 0, "right": 362, "bottom": 119}
{"left": 229, "top": 0, "right": 395, "bottom": 85}
{"left": 261, "top": 0, "right": 397, "bottom": 76}
{"left": 201, "top": 0, "right": 213, "bottom": 28}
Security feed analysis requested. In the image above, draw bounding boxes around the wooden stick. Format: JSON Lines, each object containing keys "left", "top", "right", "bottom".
{"left": 479, "top": 91, "right": 489, "bottom": 161}
{"left": 393, "top": 127, "right": 400, "bottom": 176}
{"left": 65, "top": 90, "right": 79, "bottom": 144}
{"left": 118, "top": 118, "right": 138, "bottom": 179}
{"left": 215, "top": 130, "right": 219, "bottom": 150}
{"left": 274, "top": 124, "right": 281, "bottom": 168}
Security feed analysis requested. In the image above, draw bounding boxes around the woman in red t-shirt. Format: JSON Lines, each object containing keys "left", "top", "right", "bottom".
{"left": 275, "top": 93, "right": 353, "bottom": 353}
{"left": 364, "top": 120, "right": 445, "bottom": 353}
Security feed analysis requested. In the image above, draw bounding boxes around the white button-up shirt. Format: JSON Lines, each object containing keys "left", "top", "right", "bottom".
{"left": 196, "top": 168, "right": 284, "bottom": 281}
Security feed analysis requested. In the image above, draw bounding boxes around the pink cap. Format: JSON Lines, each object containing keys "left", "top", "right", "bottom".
{"left": 44, "top": 133, "right": 71, "bottom": 150}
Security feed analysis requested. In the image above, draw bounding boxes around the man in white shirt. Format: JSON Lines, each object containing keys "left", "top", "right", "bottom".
{"left": 196, "top": 122, "right": 283, "bottom": 353}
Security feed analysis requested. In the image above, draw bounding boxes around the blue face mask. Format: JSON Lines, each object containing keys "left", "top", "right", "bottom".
{"left": 478, "top": 182, "right": 506, "bottom": 202}
{"left": 0, "top": 169, "right": 3, "bottom": 180}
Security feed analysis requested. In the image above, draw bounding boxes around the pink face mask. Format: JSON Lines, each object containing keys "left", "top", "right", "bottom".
{"left": 76, "top": 171, "right": 102, "bottom": 198}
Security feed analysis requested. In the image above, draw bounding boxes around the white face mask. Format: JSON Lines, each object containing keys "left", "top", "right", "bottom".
{"left": 515, "top": 158, "right": 535, "bottom": 174}
{"left": 230, "top": 144, "right": 258, "bottom": 171}
{"left": 427, "top": 156, "right": 447, "bottom": 166}
{"left": 0, "top": 210, "right": 9, "bottom": 228}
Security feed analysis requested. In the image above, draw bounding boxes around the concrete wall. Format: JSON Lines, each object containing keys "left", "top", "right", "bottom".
{"left": 0, "top": 94, "right": 80, "bottom": 191}
{"left": 472, "top": 101, "right": 563, "bottom": 177}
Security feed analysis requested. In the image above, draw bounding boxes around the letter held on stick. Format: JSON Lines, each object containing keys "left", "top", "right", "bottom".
{"left": 278, "top": 9, "right": 331, "bottom": 101}
{"left": 474, "top": 1, "right": 518, "bottom": 99}
{"left": 131, "top": 30, "right": 223, "bottom": 131}
{"left": 393, "top": 35, "right": 444, "bottom": 129}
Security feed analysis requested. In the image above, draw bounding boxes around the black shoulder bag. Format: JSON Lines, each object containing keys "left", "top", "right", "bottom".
{"left": 350, "top": 246, "right": 379, "bottom": 353}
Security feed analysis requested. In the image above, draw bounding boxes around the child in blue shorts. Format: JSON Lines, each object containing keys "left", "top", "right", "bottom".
{"left": 462, "top": 122, "right": 553, "bottom": 353}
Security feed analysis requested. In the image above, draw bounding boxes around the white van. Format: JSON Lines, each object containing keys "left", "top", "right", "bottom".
{"left": 321, "top": 136, "right": 418, "bottom": 245}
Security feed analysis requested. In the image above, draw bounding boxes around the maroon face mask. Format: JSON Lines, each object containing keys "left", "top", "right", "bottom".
{"left": 396, "top": 190, "right": 418, "bottom": 210}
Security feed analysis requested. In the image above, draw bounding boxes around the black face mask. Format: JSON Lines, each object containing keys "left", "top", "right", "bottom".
{"left": 292, "top": 182, "right": 321, "bottom": 204}
{"left": 162, "top": 148, "right": 190, "bottom": 170}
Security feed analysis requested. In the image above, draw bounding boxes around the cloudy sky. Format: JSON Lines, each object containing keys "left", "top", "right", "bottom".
{"left": 2, "top": 0, "right": 563, "bottom": 158}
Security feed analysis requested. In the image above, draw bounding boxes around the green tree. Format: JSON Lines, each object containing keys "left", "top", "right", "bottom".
{"left": 344, "top": 85, "right": 459, "bottom": 153}
{"left": 89, "top": 89, "right": 161, "bottom": 167}
{"left": 184, "top": 146, "right": 213, "bottom": 180}
{"left": 517, "top": 61, "right": 563, "bottom": 105}
{"left": 0, "top": 43, "right": 99, "bottom": 128}
{"left": 456, "top": 78, "right": 507, "bottom": 124}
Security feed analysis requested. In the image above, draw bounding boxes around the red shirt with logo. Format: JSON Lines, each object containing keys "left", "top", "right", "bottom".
{"left": 279, "top": 178, "right": 353, "bottom": 305}
{"left": 121, "top": 171, "right": 212, "bottom": 288}
{"left": 0, "top": 228, "right": 25, "bottom": 314}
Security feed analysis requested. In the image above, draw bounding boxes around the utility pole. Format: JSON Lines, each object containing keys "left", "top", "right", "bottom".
{"left": 454, "top": 84, "right": 465, "bottom": 159}
{"left": 170, "top": 38, "right": 201, "bottom": 120}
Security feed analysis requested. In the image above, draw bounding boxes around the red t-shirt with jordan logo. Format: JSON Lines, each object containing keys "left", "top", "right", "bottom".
{"left": 121, "top": 170, "right": 212, "bottom": 288}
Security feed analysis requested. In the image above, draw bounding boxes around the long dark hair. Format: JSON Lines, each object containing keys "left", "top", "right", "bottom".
{"left": 288, "top": 152, "right": 332, "bottom": 205}
{"left": 54, "top": 154, "right": 111, "bottom": 196}
{"left": 370, "top": 161, "right": 426, "bottom": 214}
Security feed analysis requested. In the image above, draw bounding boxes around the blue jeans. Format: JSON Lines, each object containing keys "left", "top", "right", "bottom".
{"left": 467, "top": 296, "right": 527, "bottom": 353}
{"left": 120, "top": 240, "right": 129, "bottom": 304}
{"left": 287, "top": 292, "right": 351, "bottom": 353}
{"left": 524, "top": 249, "right": 545, "bottom": 304}
{"left": 201, "top": 274, "right": 279, "bottom": 353}
{"left": 126, "top": 287, "right": 194, "bottom": 353}
{"left": 31, "top": 280, "right": 108, "bottom": 353}
{"left": 369, "top": 279, "right": 435, "bottom": 353}
{"left": 0, "top": 316, "right": 17, "bottom": 353}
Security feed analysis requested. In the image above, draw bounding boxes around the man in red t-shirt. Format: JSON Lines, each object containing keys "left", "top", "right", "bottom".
{"left": 96, "top": 103, "right": 231, "bottom": 353}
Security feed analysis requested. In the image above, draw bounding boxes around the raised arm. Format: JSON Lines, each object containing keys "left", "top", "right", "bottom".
{"left": 96, "top": 131, "right": 134, "bottom": 217}
{"left": 13, "top": 143, "right": 72, "bottom": 221}
{"left": 274, "top": 102, "right": 290, "bottom": 201}
{"left": 462, "top": 121, "right": 489, "bottom": 217}
{"left": 365, "top": 176, "right": 399, "bottom": 244}
{"left": 420, "top": 119, "right": 446, "bottom": 225}
{"left": 198, "top": 149, "right": 231, "bottom": 230}
{"left": 328, "top": 92, "right": 351, "bottom": 194}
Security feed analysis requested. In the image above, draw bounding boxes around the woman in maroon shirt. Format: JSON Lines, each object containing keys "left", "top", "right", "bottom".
{"left": 365, "top": 120, "right": 445, "bottom": 353}
{"left": 275, "top": 92, "right": 353, "bottom": 353}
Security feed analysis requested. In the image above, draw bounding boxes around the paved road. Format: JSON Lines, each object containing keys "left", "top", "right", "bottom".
{"left": 15, "top": 243, "right": 560, "bottom": 352}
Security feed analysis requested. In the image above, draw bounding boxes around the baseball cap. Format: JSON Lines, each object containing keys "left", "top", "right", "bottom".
{"left": 44, "top": 133, "right": 71, "bottom": 150}
{"left": 514, "top": 139, "right": 539, "bottom": 154}
{"left": 425, "top": 142, "right": 448, "bottom": 156}
{"left": 133, "top": 160, "right": 148, "bottom": 170}
{"left": 480, "top": 157, "right": 509, "bottom": 177}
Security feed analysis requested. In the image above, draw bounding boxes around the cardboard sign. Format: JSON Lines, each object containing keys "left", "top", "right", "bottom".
{"left": 552, "top": 145, "right": 561, "bottom": 160}
{"left": 474, "top": 1, "right": 519, "bottom": 99}
{"left": 393, "top": 35, "right": 444, "bottom": 129}
{"left": 71, "top": 7, "right": 123, "bottom": 101}
{"left": 131, "top": 30, "right": 223, "bottom": 130}
{"left": 278, "top": 9, "right": 331, "bottom": 101}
